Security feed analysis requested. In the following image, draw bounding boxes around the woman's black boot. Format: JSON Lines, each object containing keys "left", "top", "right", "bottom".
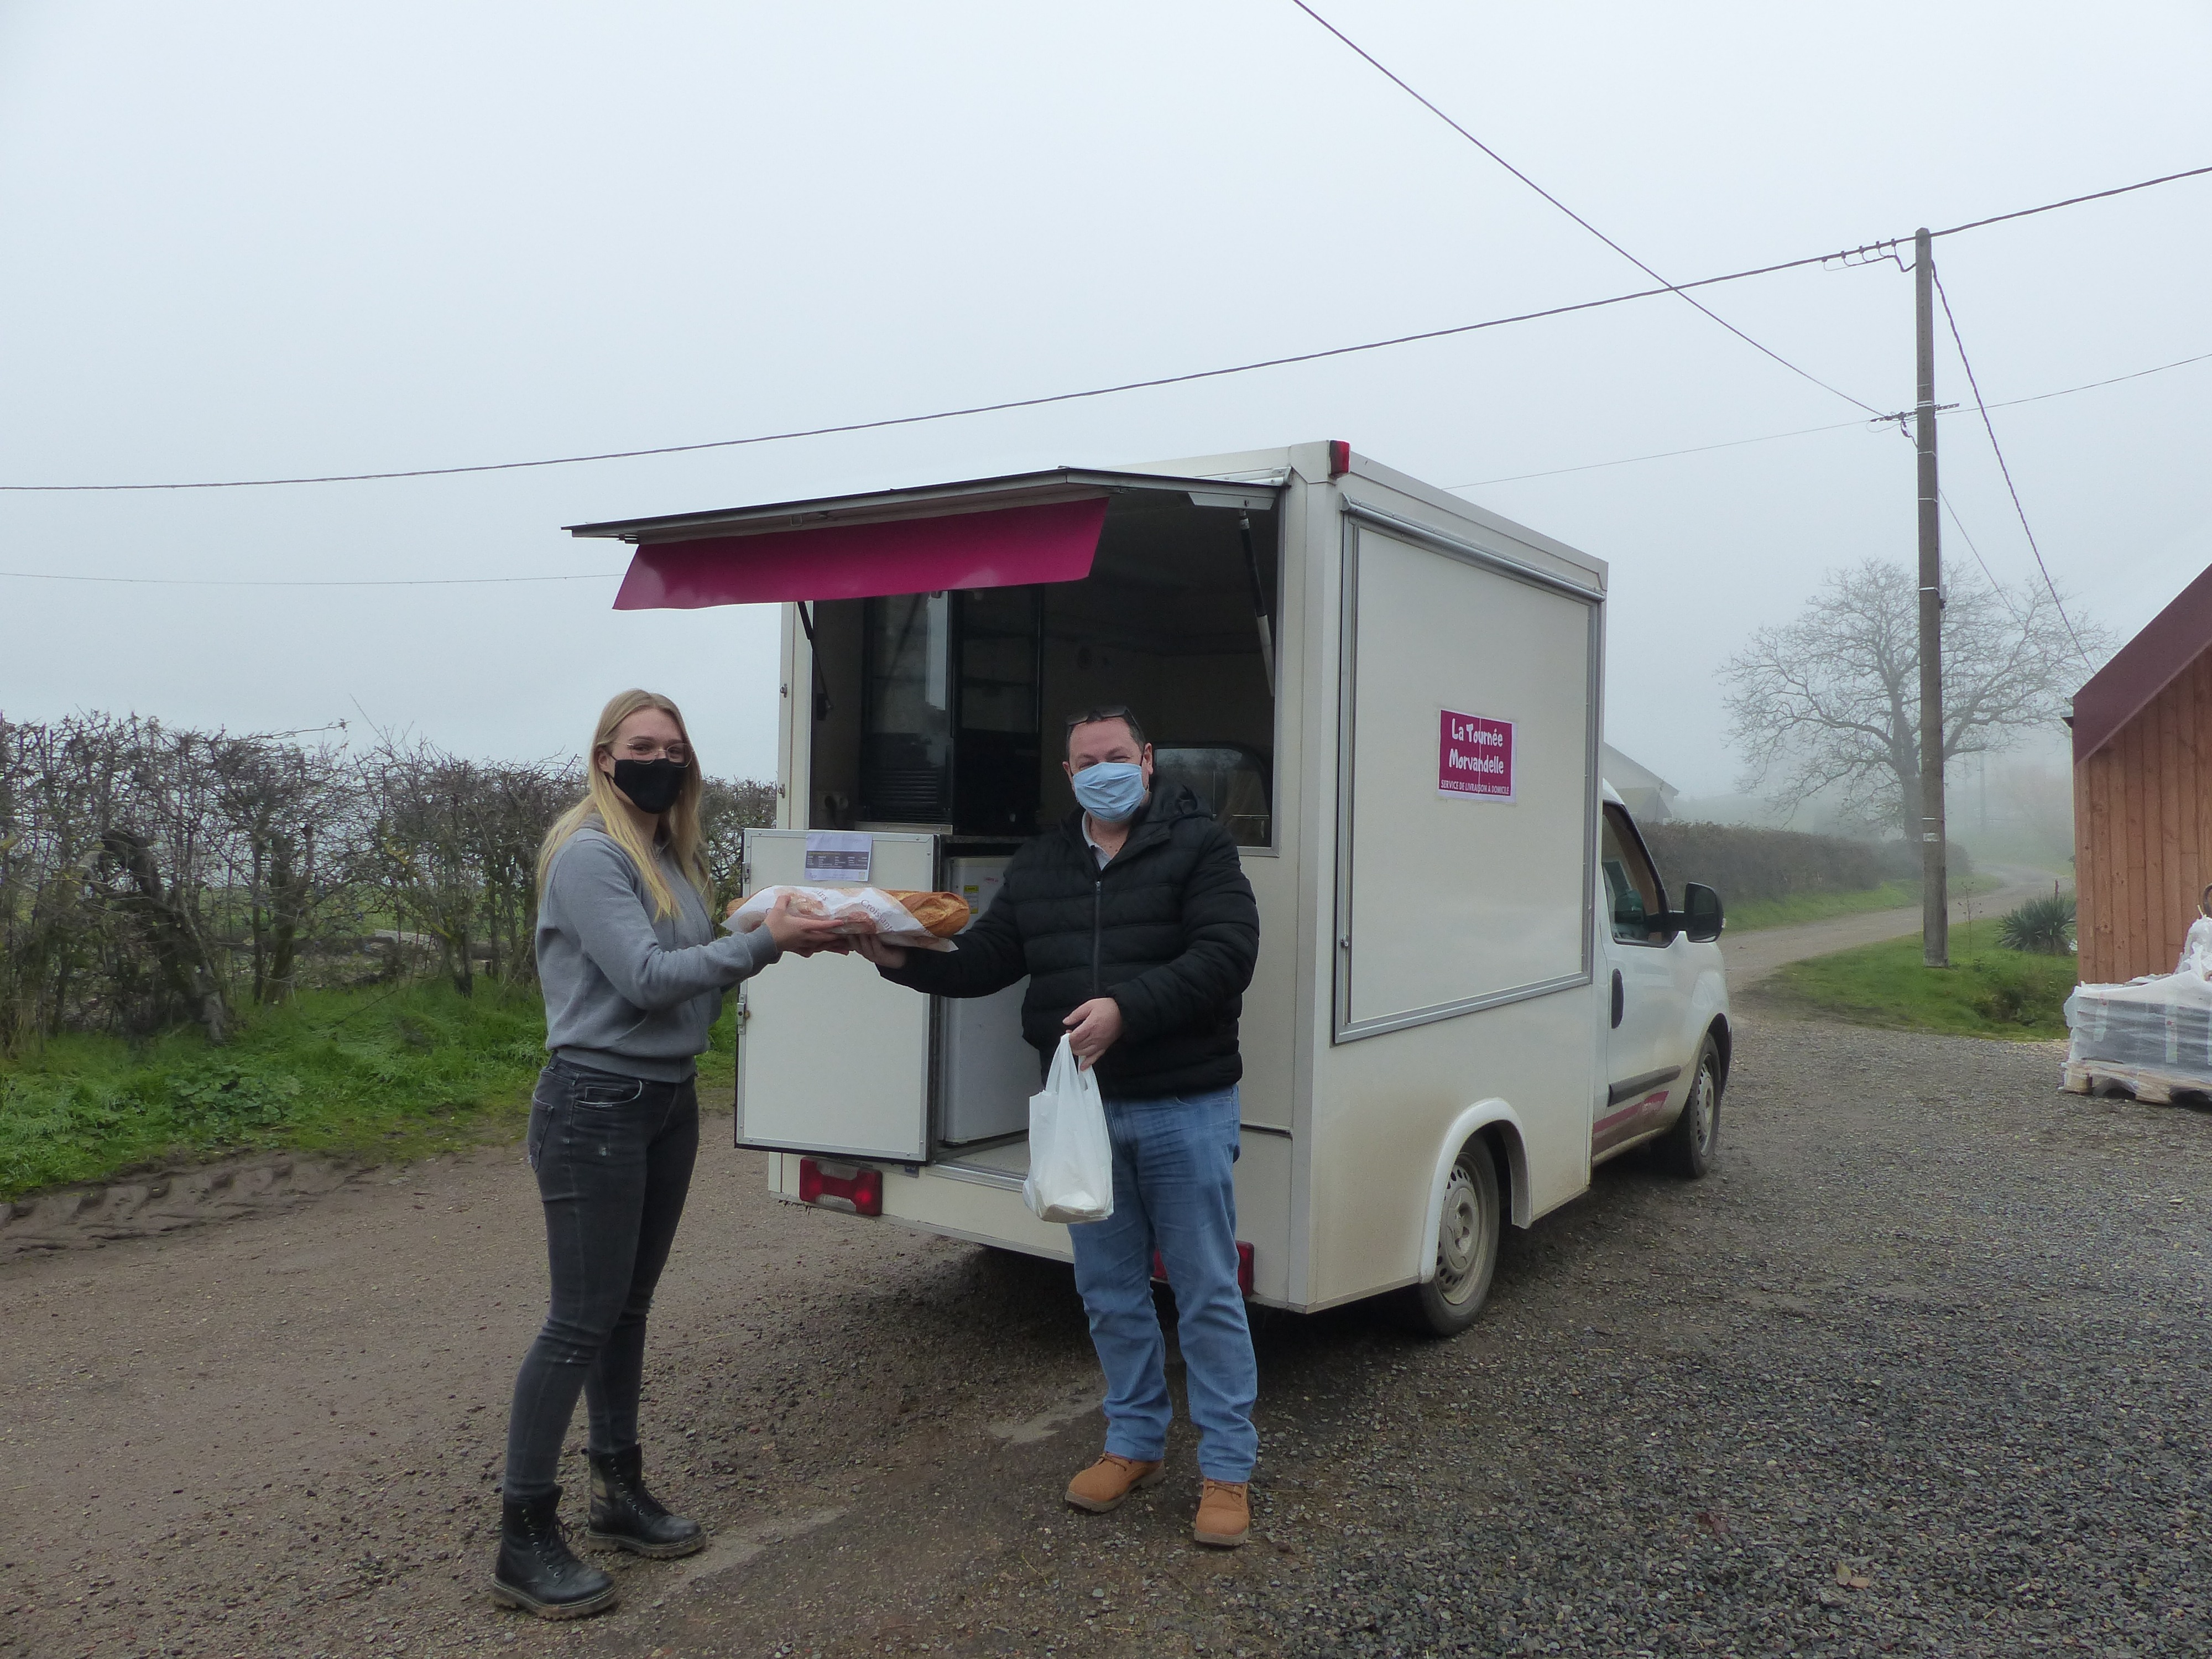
{"left": 491, "top": 1489, "right": 619, "bottom": 1619}
{"left": 587, "top": 1446, "right": 706, "bottom": 1559}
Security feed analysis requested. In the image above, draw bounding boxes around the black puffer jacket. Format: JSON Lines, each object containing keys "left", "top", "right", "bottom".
{"left": 883, "top": 787, "right": 1260, "bottom": 1100}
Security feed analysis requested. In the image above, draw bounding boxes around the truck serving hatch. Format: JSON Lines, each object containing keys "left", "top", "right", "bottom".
{"left": 591, "top": 468, "right": 1287, "bottom": 1170}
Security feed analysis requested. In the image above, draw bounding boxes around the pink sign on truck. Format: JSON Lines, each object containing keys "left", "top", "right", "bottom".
{"left": 1438, "top": 709, "right": 1514, "bottom": 801}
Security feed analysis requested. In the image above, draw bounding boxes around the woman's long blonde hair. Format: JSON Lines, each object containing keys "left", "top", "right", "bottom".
{"left": 538, "top": 690, "right": 711, "bottom": 920}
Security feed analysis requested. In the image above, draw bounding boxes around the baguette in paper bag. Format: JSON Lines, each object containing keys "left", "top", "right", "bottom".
{"left": 722, "top": 885, "right": 966, "bottom": 951}
{"left": 883, "top": 889, "right": 972, "bottom": 938}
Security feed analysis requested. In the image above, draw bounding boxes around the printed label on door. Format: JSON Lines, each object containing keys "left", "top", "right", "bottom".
{"left": 803, "top": 830, "right": 873, "bottom": 884}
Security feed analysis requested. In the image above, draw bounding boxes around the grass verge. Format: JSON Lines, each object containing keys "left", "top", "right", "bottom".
{"left": 1726, "top": 880, "right": 1920, "bottom": 933}
{"left": 0, "top": 981, "right": 736, "bottom": 1200}
{"left": 1725, "top": 874, "right": 2005, "bottom": 933}
{"left": 1757, "top": 933, "right": 2078, "bottom": 1040}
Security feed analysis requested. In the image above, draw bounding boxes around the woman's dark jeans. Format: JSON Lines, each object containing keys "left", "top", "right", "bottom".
{"left": 503, "top": 1060, "right": 698, "bottom": 1500}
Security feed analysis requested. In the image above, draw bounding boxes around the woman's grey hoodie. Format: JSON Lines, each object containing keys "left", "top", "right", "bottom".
{"left": 535, "top": 826, "right": 780, "bottom": 1081}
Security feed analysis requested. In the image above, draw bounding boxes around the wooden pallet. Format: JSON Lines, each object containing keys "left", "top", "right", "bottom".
{"left": 2063, "top": 1060, "right": 2212, "bottom": 1106}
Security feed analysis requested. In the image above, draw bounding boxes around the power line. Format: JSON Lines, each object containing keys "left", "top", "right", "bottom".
{"left": 1451, "top": 342, "right": 2212, "bottom": 488}
{"left": 9, "top": 335, "right": 2206, "bottom": 590}
{"left": 1928, "top": 264, "right": 2093, "bottom": 667}
{"left": 1931, "top": 163, "right": 2212, "bottom": 241}
{"left": 1, "top": 162, "right": 2205, "bottom": 497}
{"left": 1454, "top": 416, "right": 1869, "bottom": 487}
{"left": 1937, "top": 489, "right": 2027, "bottom": 625}
{"left": 1286, "top": 0, "right": 1884, "bottom": 415}
{"left": 11, "top": 336, "right": 2204, "bottom": 590}
{"left": 0, "top": 568, "right": 617, "bottom": 587}
{"left": 0, "top": 250, "right": 1864, "bottom": 494}
{"left": 1873, "top": 393, "right": 2028, "bottom": 626}
{"left": 1973, "top": 346, "right": 2212, "bottom": 410}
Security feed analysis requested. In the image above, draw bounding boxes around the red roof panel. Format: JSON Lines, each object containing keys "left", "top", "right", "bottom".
{"left": 2073, "top": 561, "right": 2212, "bottom": 763}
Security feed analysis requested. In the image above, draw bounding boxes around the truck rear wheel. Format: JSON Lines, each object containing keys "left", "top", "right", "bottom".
{"left": 1400, "top": 1137, "right": 1501, "bottom": 1337}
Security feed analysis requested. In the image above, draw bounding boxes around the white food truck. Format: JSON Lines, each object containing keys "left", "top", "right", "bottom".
{"left": 570, "top": 440, "right": 1730, "bottom": 1333}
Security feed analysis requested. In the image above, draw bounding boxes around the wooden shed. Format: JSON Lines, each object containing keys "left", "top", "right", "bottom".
{"left": 2072, "top": 564, "right": 2212, "bottom": 983}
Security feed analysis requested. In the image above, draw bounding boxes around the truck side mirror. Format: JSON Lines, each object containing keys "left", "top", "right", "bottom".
{"left": 1682, "top": 882, "right": 1723, "bottom": 943}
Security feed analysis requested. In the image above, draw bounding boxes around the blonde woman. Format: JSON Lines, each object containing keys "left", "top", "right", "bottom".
{"left": 493, "top": 690, "right": 845, "bottom": 1620}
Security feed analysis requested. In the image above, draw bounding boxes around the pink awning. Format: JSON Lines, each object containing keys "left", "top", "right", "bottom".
{"left": 611, "top": 495, "right": 1108, "bottom": 611}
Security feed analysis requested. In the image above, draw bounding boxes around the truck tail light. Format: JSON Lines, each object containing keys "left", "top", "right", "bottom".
{"left": 1150, "top": 1243, "right": 1254, "bottom": 1298}
{"left": 797, "top": 1157, "right": 882, "bottom": 1217}
{"left": 1328, "top": 439, "right": 1352, "bottom": 477}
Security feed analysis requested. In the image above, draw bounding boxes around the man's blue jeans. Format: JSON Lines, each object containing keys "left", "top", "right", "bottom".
{"left": 1068, "top": 1085, "right": 1258, "bottom": 1483}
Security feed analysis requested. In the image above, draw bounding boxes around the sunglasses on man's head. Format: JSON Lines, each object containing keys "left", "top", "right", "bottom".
{"left": 1065, "top": 706, "right": 1137, "bottom": 731}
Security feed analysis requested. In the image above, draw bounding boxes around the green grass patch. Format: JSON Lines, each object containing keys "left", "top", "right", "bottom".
{"left": 1725, "top": 874, "right": 2004, "bottom": 933}
{"left": 1759, "top": 933, "right": 2078, "bottom": 1040}
{"left": 0, "top": 982, "right": 737, "bottom": 1199}
{"left": 1725, "top": 880, "right": 1920, "bottom": 932}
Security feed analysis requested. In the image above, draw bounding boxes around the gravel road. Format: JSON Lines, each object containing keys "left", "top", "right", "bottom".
{"left": 4, "top": 1011, "right": 2207, "bottom": 1659}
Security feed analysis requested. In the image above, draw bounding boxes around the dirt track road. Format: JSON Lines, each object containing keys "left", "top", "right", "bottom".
{"left": 1721, "top": 870, "right": 2056, "bottom": 987}
{"left": 0, "top": 1133, "right": 1060, "bottom": 1658}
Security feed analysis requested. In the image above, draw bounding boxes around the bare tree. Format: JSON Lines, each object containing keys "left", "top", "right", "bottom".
{"left": 1722, "top": 560, "right": 2106, "bottom": 829}
{"left": 0, "top": 714, "right": 100, "bottom": 1050}
{"left": 698, "top": 778, "right": 778, "bottom": 915}
{"left": 1, "top": 706, "right": 777, "bottom": 1047}
{"left": 471, "top": 759, "right": 580, "bottom": 984}
{"left": 98, "top": 826, "right": 231, "bottom": 1044}
{"left": 356, "top": 736, "right": 489, "bottom": 997}
{"left": 207, "top": 736, "right": 356, "bottom": 1005}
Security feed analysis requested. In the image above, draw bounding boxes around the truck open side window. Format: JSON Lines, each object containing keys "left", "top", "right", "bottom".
{"left": 1152, "top": 743, "right": 1270, "bottom": 848}
{"left": 806, "top": 491, "right": 1279, "bottom": 847}
{"left": 1601, "top": 804, "right": 1668, "bottom": 946}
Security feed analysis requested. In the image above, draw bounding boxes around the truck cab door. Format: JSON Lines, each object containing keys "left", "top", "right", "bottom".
{"left": 1595, "top": 804, "right": 1689, "bottom": 1156}
{"left": 733, "top": 829, "right": 935, "bottom": 1162}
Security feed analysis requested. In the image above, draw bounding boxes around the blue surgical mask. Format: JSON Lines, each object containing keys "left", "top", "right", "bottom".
{"left": 1072, "top": 761, "right": 1146, "bottom": 825}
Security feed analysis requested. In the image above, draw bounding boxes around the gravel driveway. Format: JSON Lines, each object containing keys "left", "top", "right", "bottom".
{"left": 3, "top": 1013, "right": 2206, "bottom": 1658}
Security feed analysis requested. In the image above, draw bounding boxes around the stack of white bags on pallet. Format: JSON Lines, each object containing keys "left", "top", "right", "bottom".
{"left": 2064, "top": 912, "right": 2212, "bottom": 1092}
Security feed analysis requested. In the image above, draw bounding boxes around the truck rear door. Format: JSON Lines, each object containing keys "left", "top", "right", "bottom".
{"left": 733, "top": 828, "right": 935, "bottom": 1162}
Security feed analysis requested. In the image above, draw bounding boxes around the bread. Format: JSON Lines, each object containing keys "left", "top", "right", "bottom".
{"left": 728, "top": 889, "right": 831, "bottom": 921}
{"left": 887, "top": 889, "right": 971, "bottom": 938}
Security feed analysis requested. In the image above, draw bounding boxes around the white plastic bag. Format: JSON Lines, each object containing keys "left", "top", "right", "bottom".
{"left": 722, "top": 885, "right": 957, "bottom": 952}
{"left": 2181, "top": 915, "right": 2212, "bottom": 979}
{"left": 1022, "top": 1036, "right": 1114, "bottom": 1225}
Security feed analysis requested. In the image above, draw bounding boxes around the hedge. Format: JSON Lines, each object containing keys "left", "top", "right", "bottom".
{"left": 1639, "top": 821, "right": 1971, "bottom": 906}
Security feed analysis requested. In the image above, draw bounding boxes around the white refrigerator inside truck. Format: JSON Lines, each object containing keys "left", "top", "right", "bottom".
{"left": 934, "top": 854, "right": 1035, "bottom": 1145}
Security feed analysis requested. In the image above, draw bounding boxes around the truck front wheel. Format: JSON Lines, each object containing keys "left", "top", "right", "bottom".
{"left": 1400, "top": 1137, "right": 1501, "bottom": 1337}
{"left": 1662, "top": 1035, "right": 1723, "bottom": 1179}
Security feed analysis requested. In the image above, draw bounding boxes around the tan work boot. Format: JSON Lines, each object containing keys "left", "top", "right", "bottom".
{"left": 1192, "top": 1479, "right": 1250, "bottom": 1547}
{"left": 1064, "top": 1454, "right": 1165, "bottom": 1514}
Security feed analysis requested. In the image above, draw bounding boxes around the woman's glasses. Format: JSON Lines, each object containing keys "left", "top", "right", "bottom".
{"left": 618, "top": 740, "right": 690, "bottom": 765}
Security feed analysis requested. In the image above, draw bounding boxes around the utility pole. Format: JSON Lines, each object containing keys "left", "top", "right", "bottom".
{"left": 1915, "top": 226, "right": 1949, "bottom": 968}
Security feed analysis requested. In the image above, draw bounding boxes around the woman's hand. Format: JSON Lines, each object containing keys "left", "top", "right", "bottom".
{"left": 763, "top": 894, "right": 852, "bottom": 957}
{"left": 850, "top": 933, "right": 909, "bottom": 971}
{"left": 1062, "top": 997, "right": 1124, "bottom": 1069}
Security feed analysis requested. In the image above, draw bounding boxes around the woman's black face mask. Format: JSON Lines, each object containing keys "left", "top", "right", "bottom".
{"left": 611, "top": 758, "right": 686, "bottom": 815}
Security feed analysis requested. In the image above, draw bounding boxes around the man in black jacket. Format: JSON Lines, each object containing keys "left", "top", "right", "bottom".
{"left": 855, "top": 706, "right": 1262, "bottom": 1547}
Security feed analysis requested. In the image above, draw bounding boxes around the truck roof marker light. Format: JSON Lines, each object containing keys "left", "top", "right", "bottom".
{"left": 1151, "top": 1243, "right": 1255, "bottom": 1298}
{"left": 797, "top": 1156, "right": 883, "bottom": 1218}
{"left": 1328, "top": 440, "right": 1352, "bottom": 478}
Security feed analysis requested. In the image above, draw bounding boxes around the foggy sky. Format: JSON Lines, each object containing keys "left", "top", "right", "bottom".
{"left": 2, "top": 1, "right": 2206, "bottom": 797}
